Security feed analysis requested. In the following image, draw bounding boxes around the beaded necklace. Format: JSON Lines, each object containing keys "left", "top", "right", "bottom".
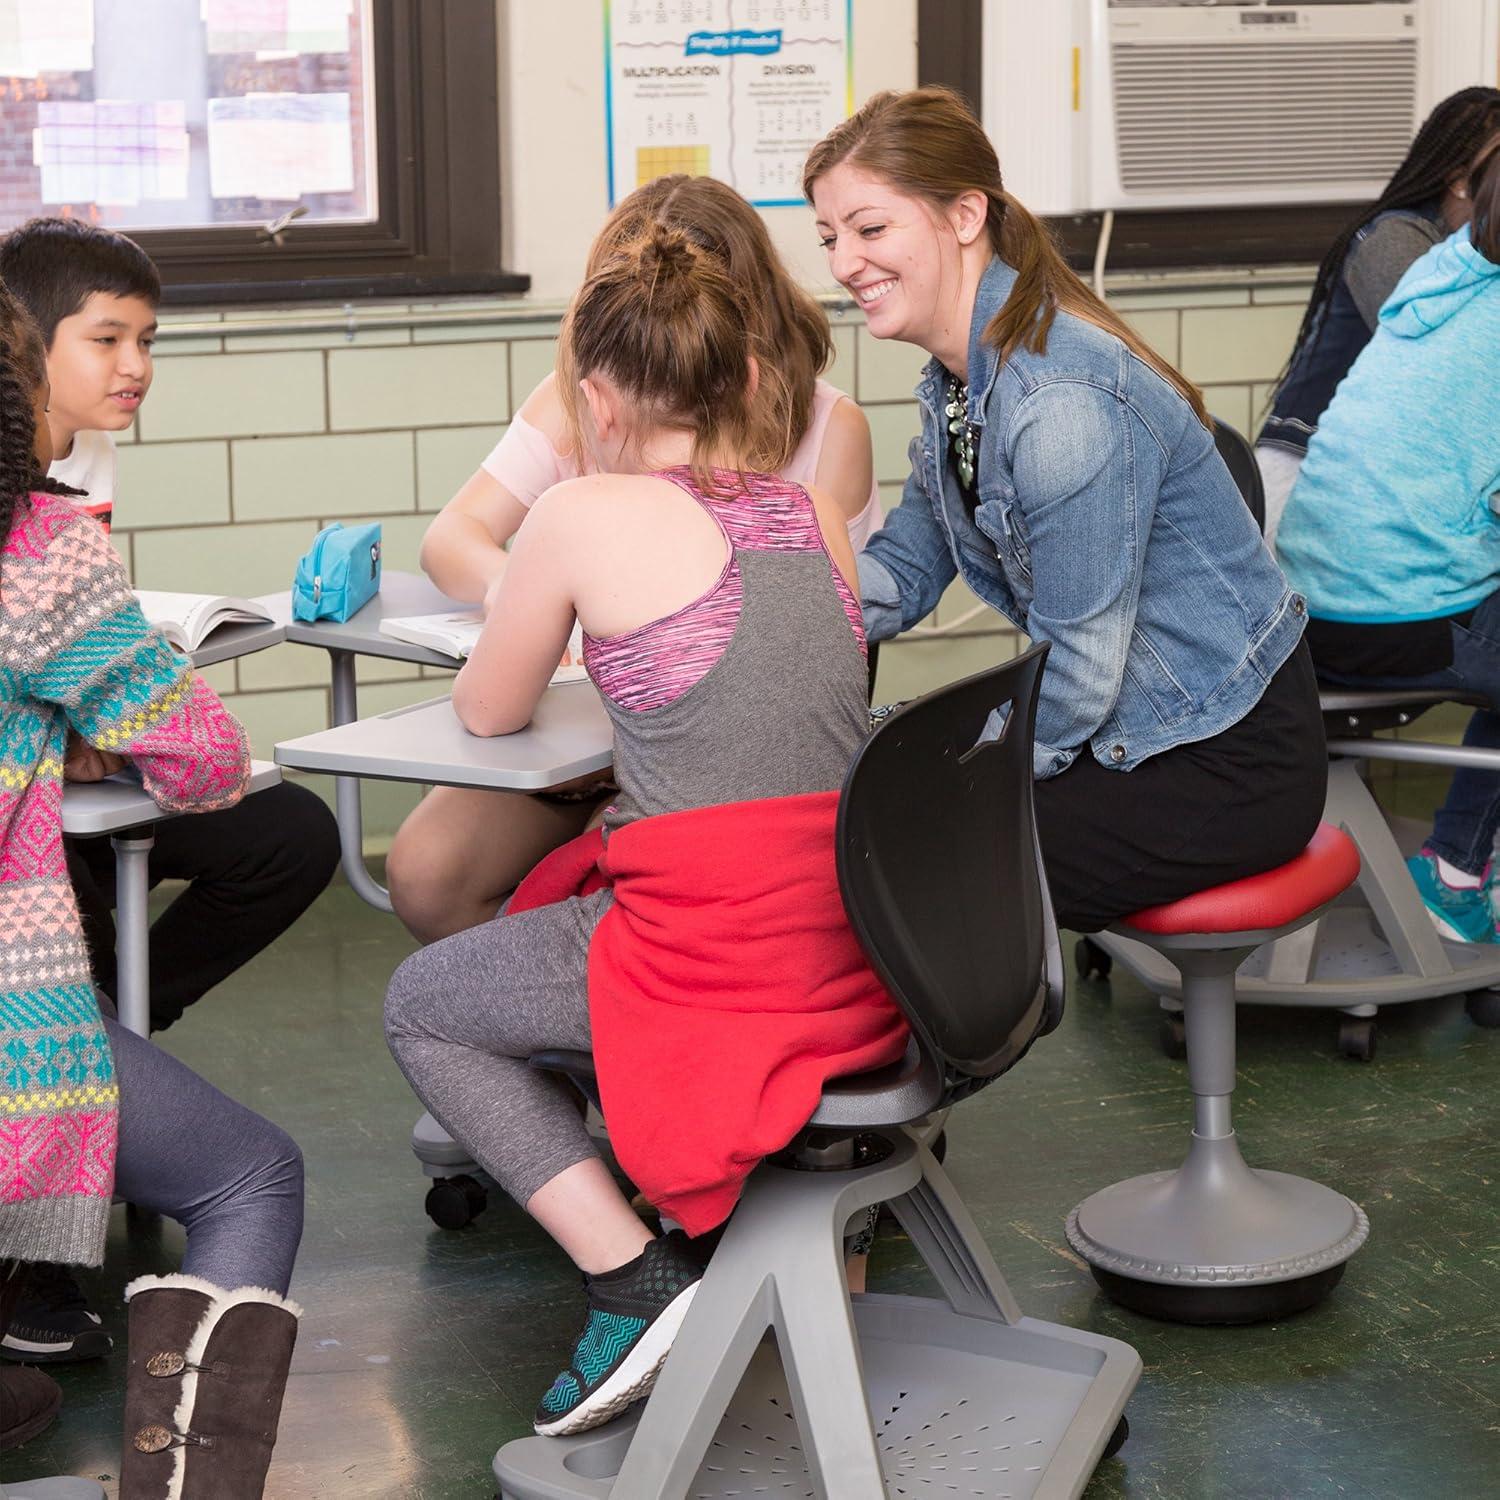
{"left": 944, "top": 374, "right": 977, "bottom": 493}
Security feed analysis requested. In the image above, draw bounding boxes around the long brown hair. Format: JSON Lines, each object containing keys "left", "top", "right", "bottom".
{"left": 559, "top": 224, "right": 770, "bottom": 491}
{"left": 0, "top": 282, "right": 62, "bottom": 555}
{"left": 561, "top": 175, "right": 830, "bottom": 469}
{"left": 803, "top": 87, "right": 1209, "bottom": 427}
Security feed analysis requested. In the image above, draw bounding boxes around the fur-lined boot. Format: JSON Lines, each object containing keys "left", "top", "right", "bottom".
{"left": 118, "top": 1274, "right": 300, "bottom": 1500}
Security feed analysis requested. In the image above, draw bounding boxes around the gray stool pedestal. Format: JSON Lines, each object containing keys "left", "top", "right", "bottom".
{"left": 1067, "top": 936, "right": 1369, "bottom": 1324}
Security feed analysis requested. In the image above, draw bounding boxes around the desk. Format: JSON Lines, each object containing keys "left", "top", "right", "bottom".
{"left": 64, "top": 761, "right": 283, "bottom": 1037}
{"left": 271, "top": 571, "right": 468, "bottom": 909}
{"left": 274, "top": 686, "right": 613, "bottom": 793}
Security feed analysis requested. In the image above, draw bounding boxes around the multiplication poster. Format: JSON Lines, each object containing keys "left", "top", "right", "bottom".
{"left": 605, "top": 0, "right": 852, "bottom": 207}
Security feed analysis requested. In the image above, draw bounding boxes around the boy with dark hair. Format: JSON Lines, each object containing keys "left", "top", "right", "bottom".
{"left": 0, "top": 217, "right": 340, "bottom": 1364}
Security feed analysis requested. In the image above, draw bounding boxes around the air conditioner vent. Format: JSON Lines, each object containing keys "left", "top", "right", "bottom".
{"left": 1112, "top": 39, "right": 1417, "bottom": 192}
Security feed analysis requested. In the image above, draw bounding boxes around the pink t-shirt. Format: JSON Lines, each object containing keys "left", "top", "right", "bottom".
{"left": 480, "top": 377, "right": 882, "bottom": 550}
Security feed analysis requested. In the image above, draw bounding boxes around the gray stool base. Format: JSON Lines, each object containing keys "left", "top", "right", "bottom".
{"left": 1066, "top": 1133, "right": 1370, "bottom": 1326}
{"left": 0, "top": 1480, "right": 107, "bottom": 1499}
{"left": 495, "top": 1133, "right": 1139, "bottom": 1500}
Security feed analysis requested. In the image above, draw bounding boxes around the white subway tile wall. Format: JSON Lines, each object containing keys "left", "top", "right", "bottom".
{"left": 118, "top": 284, "right": 1310, "bottom": 840}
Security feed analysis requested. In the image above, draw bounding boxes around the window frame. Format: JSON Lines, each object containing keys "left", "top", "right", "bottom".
{"left": 129, "top": 0, "right": 527, "bottom": 305}
{"left": 918, "top": 0, "right": 1360, "bottom": 275}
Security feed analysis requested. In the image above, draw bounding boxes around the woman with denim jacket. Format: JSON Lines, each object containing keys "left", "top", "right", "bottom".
{"left": 805, "top": 87, "right": 1327, "bottom": 933}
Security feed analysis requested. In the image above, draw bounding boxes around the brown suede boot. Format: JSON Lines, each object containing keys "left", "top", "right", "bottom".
{"left": 118, "top": 1274, "right": 300, "bottom": 1500}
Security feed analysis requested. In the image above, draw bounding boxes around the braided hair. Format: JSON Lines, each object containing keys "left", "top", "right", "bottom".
{"left": 0, "top": 280, "right": 71, "bottom": 557}
{"left": 1278, "top": 86, "right": 1500, "bottom": 383}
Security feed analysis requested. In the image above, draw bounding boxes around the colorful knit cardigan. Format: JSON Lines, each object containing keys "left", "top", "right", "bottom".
{"left": 0, "top": 494, "right": 250, "bottom": 1267}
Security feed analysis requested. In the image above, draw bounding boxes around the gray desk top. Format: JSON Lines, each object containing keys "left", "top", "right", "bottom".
{"left": 275, "top": 570, "right": 469, "bottom": 668}
{"left": 188, "top": 594, "right": 291, "bottom": 669}
{"left": 274, "top": 688, "right": 613, "bottom": 792}
{"left": 62, "top": 760, "right": 283, "bottom": 837}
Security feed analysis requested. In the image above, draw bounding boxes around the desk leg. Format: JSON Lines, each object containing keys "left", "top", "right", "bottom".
{"left": 112, "top": 831, "right": 155, "bottom": 1038}
{"left": 328, "top": 649, "right": 394, "bottom": 913}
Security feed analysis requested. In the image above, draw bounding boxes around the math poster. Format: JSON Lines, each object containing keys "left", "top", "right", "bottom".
{"left": 605, "top": 0, "right": 852, "bottom": 207}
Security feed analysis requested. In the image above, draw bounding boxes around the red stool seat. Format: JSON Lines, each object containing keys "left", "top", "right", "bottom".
{"left": 1121, "top": 823, "right": 1360, "bottom": 938}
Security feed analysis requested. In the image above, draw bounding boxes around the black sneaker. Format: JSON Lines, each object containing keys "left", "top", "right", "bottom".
{"left": 0, "top": 1264, "right": 112, "bottom": 1363}
{"left": 533, "top": 1231, "right": 702, "bottom": 1437}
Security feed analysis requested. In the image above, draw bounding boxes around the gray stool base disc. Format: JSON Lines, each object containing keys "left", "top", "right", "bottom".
{"left": 497, "top": 1294, "right": 1124, "bottom": 1499}
{"left": 1, "top": 1481, "right": 107, "bottom": 1499}
{"left": 1066, "top": 1135, "right": 1369, "bottom": 1325}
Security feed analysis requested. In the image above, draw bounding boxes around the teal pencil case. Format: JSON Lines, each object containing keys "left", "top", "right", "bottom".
{"left": 291, "top": 522, "right": 383, "bottom": 623}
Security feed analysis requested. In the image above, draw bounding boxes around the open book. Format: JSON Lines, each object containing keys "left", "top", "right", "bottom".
{"left": 379, "top": 611, "right": 589, "bottom": 684}
{"left": 134, "top": 591, "right": 276, "bottom": 653}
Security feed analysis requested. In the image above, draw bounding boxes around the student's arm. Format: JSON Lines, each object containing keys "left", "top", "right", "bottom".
{"left": 24, "top": 514, "right": 251, "bottom": 812}
{"left": 812, "top": 397, "right": 876, "bottom": 529}
{"left": 452, "top": 485, "right": 582, "bottom": 737}
{"left": 856, "top": 438, "right": 959, "bottom": 642}
{"left": 418, "top": 375, "right": 571, "bottom": 610}
{"left": 1007, "top": 381, "right": 1165, "bottom": 780}
{"left": 1344, "top": 218, "right": 1443, "bottom": 330}
{"left": 805, "top": 482, "right": 860, "bottom": 595}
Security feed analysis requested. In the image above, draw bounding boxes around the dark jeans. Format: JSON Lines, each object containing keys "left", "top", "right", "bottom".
{"left": 1312, "top": 589, "right": 1500, "bottom": 877}
{"left": 66, "top": 780, "right": 341, "bottom": 1031}
{"left": 109, "top": 1018, "right": 304, "bottom": 1293}
{"left": 1036, "top": 645, "right": 1328, "bottom": 932}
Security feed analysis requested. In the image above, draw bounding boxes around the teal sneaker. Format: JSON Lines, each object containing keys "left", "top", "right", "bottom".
{"left": 1406, "top": 851, "right": 1495, "bottom": 944}
{"left": 533, "top": 1231, "right": 702, "bottom": 1437}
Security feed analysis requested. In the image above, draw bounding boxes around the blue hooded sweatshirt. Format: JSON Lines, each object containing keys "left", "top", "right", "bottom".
{"left": 1275, "top": 225, "right": 1500, "bottom": 622}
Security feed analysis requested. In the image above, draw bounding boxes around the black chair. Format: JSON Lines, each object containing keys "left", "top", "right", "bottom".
{"left": 1212, "top": 417, "right": 1266, "bottom": 534}
{"left": 496, "top": 646, "right": 1139, "bottom": 1499}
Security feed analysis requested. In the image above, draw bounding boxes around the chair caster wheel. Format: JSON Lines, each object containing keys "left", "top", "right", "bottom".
{"left": 1075, "top": 937, "right": 1112, "bottom": 980}
{"left": 1159, "top": 1012, "right": 1186, "bottom": 1060}
{"left": 1101, "top": 1412, "right": 1129, "bottom": 1461}
{"left": 425, "top": 1173, "right": 487, "bottom": 1230}
{"left": 1337, "top": 1016, "right": 1376, "bottom": 1062}
{"left": 1465, "top": 989, "right": 1500, "bottom": 1028}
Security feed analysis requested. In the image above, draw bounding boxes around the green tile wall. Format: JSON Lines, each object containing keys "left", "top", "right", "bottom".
{"left": 120, "top": 280, "right": 1312, "bottom": 845}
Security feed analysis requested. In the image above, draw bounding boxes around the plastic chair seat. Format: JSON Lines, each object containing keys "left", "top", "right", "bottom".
{"left": 1120, "top": 823, "right": 1360, "bottom": 938}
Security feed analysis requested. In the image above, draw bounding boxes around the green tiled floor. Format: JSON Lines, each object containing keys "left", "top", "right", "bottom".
{"left": 9, "top": 866, "right": 1499, "bottom": 1498}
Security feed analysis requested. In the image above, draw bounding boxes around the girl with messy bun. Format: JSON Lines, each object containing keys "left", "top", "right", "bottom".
{"left": 384, "top": 220, "right": 905, "bottom": 1441}
{"left": 389, "top": 176, "right": 878, "bottom": 945}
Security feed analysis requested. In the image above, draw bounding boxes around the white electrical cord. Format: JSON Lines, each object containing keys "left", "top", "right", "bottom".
{"left": 1093, "top": 208, "right": 1115, "bottom": 300}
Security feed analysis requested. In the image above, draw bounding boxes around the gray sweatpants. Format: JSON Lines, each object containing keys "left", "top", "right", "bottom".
{"left": 384, "top": 891, "right": 611, "bottom": 1206}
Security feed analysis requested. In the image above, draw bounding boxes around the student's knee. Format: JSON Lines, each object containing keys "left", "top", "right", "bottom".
{"left": 387, "top": 815, "right": 459, "bottom": 942}
{"left": 384, "top": 946, "right": 438, "bottom": 1044}
{"left": 284, "top": 783, "right": 341, "bottom": 888}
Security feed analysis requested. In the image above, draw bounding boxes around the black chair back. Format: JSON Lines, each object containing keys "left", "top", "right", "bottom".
{"left": 836, "top": 645, "right": 1063, "bottom": 1095}
{"left": 1213, "top": 418, "right": 1266, "bottom": 534}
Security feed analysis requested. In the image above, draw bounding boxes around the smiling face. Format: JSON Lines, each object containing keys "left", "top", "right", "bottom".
{"left": 811, "top": 161, "right": 990, "bottom": 373}
{"left": 44, "top": 291, "right": 157, "bottom": 454}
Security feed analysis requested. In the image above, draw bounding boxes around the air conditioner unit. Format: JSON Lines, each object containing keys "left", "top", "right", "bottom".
{"left": 983, "top": 0, "right": 1500, "bottom": 214}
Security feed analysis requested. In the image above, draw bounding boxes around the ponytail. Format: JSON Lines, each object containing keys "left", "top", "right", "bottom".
{"left": 557, "top": 225, "right": 780, "bottom": 489}
{"left": 0, "top": 283, "right": 62, "bottom": 556}
{"left": 804, "top": 87, "right": 1210, "bottom": 427}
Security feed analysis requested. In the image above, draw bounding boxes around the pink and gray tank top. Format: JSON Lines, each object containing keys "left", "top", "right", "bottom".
{"left": 584, "top": 467, "right": 869, "bottom": 829}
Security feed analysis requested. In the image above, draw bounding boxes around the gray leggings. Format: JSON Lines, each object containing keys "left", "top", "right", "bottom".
{"left": 384, "top": 891, "right": 609, "bottom": 1207}
{"left": 109, "top": 1019, "right": 303, "bottom": 1294}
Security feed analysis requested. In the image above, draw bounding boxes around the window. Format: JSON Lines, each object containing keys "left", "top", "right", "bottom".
{"left": 0, "top": 0, "right": 526, "bottom": 302}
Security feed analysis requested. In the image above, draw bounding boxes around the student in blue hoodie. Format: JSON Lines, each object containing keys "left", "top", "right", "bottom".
{"left": 1277, "top": 140, "right": 1500, "bottom": 943}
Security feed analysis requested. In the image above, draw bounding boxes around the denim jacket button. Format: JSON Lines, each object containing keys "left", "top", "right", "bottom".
{"left": 1292, "top": 596, "right": 1307, "bottom": 616}
{"left": 1110, "top": 744, "right": 1126, "bottom": 763}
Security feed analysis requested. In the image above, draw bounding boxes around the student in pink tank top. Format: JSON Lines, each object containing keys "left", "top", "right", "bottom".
{"left": 391, "top": 177, "right": 880, "bottom": 943}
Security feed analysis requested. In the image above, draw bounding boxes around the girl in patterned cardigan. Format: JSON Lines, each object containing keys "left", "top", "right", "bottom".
{"left": 0, "top": 284, "right": 303, "bottom": 1499}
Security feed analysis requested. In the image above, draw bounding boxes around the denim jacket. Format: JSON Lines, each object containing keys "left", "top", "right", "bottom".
{"left": 858, "top": 257, "right": 1307, "bottom": 779}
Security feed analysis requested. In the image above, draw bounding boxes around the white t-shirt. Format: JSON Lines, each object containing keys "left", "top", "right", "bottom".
{"left": 481, "top": 378, "right": 883, "bottom": 550}
{"left": 48, "top": 429, "right": 118, "bottom": 529}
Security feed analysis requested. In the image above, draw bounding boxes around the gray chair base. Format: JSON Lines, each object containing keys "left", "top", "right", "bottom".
{"left": 1092, "top": 760, "right": 1500, "bottom": 1053}
{"left": 1068, "top": 932, "right": 1369, "bottom": 1324}
{"left": 0, "top": 1481, "right": 107, "bottom": 1499}
{"left": 495, "top": 1133, "right": 1139, "bottom": 1500}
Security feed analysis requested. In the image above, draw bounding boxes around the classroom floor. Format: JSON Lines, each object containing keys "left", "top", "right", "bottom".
{"left": 10, "top": 825, "right": 1500, "bottom": 1499}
